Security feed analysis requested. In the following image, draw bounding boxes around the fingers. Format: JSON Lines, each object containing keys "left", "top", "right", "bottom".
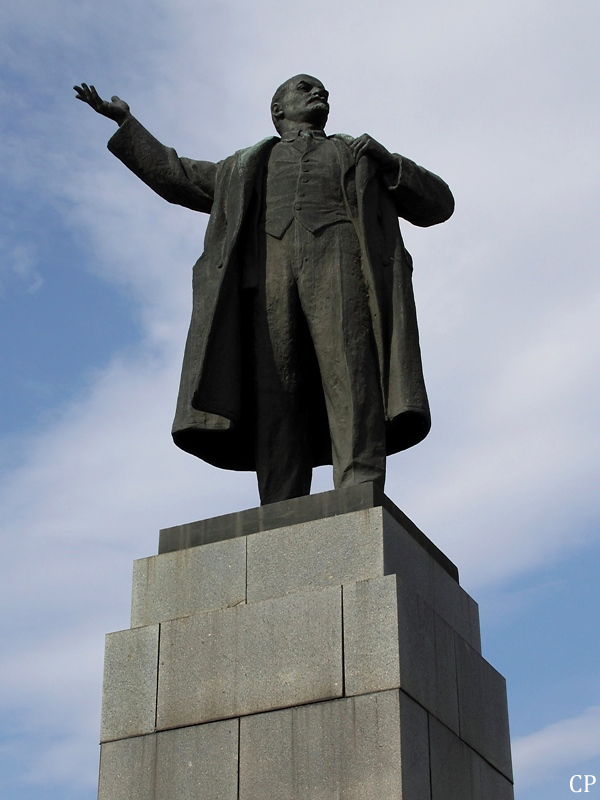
{"left": 349, "top": 134, "right": 394, "bottom": 169}
{"left": 89, "top": 84, "right": 103, "bottom": 106}
{"left": 349, "top": 133, "right": 370, "bottom": 161}
{"left": 73, "top": 83, "right": 103, "bottom": 109}
{"left": 349, "top": 134, "right": 371, "bottom": 162}
{"left": 73, "top": 84, "right": 88, "bottom": 101}
{"left": 349, "top": 133, "right": 368, "bottom": 150}
{"left": 74, "top": 82, "right": 91, "bottom": 101}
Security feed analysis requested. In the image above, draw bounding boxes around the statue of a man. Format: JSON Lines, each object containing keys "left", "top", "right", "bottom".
{"left": 74, "top": 75, "right": 454, "bottom": 505}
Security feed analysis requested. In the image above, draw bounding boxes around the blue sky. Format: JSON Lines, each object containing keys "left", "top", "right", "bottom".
{"left": 1, "top": 0, "right": 599, "bottom": 797}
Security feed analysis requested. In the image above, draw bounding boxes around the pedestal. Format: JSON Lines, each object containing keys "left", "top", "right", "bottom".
{"left": 97, "top": 483, "right": 514, "bottom": 799}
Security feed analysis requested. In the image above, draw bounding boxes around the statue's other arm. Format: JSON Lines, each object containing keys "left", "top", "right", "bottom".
{"left": 349, "top": 133, "right": 454, "bottom": 227}
{"left": 387, "top": 156, "right": 454, "bottom": 228}
{"left": 74, "top": 83, "right": 216, "bottom": 214}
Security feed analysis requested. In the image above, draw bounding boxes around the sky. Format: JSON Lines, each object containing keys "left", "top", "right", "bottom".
{"left": 0, "top": 0, "right": 599, "bottom": 797}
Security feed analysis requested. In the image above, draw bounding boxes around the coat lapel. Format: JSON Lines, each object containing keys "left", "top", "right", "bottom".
{"left": 331, "top": 134, "right": 377, "bottom": 190}
{"left": 331, "top": 136, "right": 386, "bottom": 399}
{"left": 221, "top": 137, "right": 277, "bottom": 255}
{"left": 236, "top": 136, "right": 278, "bottom": 184}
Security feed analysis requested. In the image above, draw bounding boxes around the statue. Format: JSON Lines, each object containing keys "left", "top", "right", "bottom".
{"left": 74, "top": 75, "right": 454, "bottom": 505}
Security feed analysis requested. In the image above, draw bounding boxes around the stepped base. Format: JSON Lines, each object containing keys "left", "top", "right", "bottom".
{"left": 97, "top": 485, "right": 513, "bottom": 799}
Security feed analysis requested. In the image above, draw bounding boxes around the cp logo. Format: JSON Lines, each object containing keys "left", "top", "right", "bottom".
{"left": 571, "top": 776, "right": 597, "bottom": 793}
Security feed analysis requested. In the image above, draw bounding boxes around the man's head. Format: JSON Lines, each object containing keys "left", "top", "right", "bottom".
{"left": 271, "top": 75, "right": 330, "bottom": 134}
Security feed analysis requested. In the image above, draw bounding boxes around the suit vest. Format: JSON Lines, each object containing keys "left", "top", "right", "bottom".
{"left": 263, "top": 136, "right": 350, "bottom": 238}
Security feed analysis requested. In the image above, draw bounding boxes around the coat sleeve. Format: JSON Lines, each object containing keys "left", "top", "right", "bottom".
{"left": 107, "top": 116, "right": 217, "bottom": 213}
{"left": 386, "top": 155, "right": 454, "bottom": 227}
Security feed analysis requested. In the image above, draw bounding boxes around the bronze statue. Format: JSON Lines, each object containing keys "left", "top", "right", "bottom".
{"left": 74, "top": 75, "right": 454, "bottom": 505}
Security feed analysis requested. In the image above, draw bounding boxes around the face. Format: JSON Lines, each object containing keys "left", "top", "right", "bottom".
{"left": 273, "top": 75, "right": 330, "bottom": 128}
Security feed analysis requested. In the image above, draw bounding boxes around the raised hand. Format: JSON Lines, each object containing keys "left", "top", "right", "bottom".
{"left": 349, "top": 134, "right": 398, "bottom": 173}
{"left": 73, "top": 83, "right": 131, "bottom": 126}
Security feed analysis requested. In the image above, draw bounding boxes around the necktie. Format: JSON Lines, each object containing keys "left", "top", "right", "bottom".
{"left": 292, "top": 130, "right": 313, "bottom": 153}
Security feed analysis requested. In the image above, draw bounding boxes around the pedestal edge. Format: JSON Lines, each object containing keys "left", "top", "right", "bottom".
{"left": 158, "top": 483, "right": 458, "bottom": 582}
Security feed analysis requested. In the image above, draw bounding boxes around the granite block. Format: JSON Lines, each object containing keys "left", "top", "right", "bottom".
{"left": 342, "top": 575, "right": 401, "bottom": 695}
{"left": 246, "top": 509, "right": 382, "bottom": 603}
{"left": 131, "top": 537, "right": 246, "bottom": 627}
{"left": 98, "top": 720, "right": 239, "bottom": 800}
{"left": 455, "top": 636, "right": 513, "bottom": 780}
{"left": 157, "top": 585, "right": 342, "bottom": 729}
{"left": 397, "top": 588, "right": 459, "bottom": 733}
{"left": 475, "top": 755, "right": 514, "bottom": 800}
{"left": 239, "top": 689, "right": 430, "bottom": 800}
{"left": 382, "top": 510, "right": 481, "bottom": 651}
{"left": 100, "top": 625, "right": 159, "bottom": 743}
{"left": 159, "top": 483, "right": 457, "bottom": 582}
{"left": 430, "top": 716, "right": 472, "bottom": 800}
{"left": 468, "top": 598, "right": 482, "bottom": 653}
{"left": 343, "top": 575, "right": 459, "bottom": 734}
{"left": 429, "top": 716, "right": 514, "bottom": 800}
{"left": 399, "top": 691, "right": 432, "bottom": 800}
{"left": 245, "top": 506, "right": 479, "bottom": 652}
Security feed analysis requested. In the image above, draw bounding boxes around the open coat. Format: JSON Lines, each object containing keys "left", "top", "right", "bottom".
{"left": 108, "top": 118, "right": 454, "bottom": 471}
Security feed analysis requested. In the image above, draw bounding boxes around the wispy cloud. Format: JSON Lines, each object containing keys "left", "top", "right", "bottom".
{"left": 0, "top": 243, "right": 43, "bottom": 294}
{"left": 513, "top": 706, "right": 600, "bottom": 788}
{"left": 0, "top": 345, "right": 257, "bottom": 789}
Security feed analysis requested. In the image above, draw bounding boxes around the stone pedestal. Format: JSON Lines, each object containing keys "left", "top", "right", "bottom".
{"left": 97, "top": 484, "right": 514, "bottom": 799}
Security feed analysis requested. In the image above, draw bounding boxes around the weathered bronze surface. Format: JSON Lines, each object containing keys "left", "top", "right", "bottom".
{"left": 74, "top": 76, "right": 454, "bottom": 504}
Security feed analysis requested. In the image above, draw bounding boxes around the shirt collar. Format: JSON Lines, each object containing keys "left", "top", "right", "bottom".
{"left": 280, "top": 129, "right": 327, "bottom": 142}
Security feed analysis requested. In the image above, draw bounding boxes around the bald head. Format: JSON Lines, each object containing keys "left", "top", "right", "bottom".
{"left": 271, "top": 74, "right": 330, "bottom": 134}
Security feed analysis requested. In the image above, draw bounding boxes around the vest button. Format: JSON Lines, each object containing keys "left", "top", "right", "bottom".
{"left": 294, "top": 203, "right": 302, "bottom": 210}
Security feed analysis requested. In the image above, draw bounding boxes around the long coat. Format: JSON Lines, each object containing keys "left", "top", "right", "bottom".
{"left": 108, "top": 118, "right": 454, "bottom": 471}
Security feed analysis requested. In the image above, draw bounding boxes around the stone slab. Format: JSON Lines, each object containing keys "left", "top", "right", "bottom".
{"left": 100, "top": 624, "right": 159, "bottom": 743}
{"left": 399, "top": 690, "right": 432, "bottom": 800}
{"left": 98, "top": 719, "right": 239, "bottom": 800}
{"left": 468, "top": 597, "right": 482, "bottom": 653}
{"left": 159, "top": 482, "right": 458, "bottom": 581}
{"left": 246, "top": 509, "right": 382, "bottom": 603}
{"left": 239, "top": 689, "right": 431, "bottom": 800}
{"left": 131, "top": 537, "right": 246, "bottom": 627}
{"left": 245, "top": 507, "right": 479, "bottom": 652}
{"left": 382, "top": 510, "right": 481, "bottom": 651}
{"left": 429, "top": 716, "right": 514, "bottom": 800}
{"left": 475, "top": 756, "right": 515, "bottom": 800}
{"left": 157, "top": 585, "right": 342, "bottom": 729}
{"left": 455, "top": 636, "right": 513, "bottom": 780}
{"left": 343, "top": 574, "right": 459, "bottom": 734}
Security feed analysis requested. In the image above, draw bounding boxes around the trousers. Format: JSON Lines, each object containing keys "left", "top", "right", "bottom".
{"left": 253, "top": 219, "right": 386, "bottom": 504}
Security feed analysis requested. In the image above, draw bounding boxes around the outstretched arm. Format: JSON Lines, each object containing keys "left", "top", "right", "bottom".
{"left": 350, "top": 133, "right": 454, "bottom": 227}
{"left": 73, "top": 83, "right": 216, "bottom": 213}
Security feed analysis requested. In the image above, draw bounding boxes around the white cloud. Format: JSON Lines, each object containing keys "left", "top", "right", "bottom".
{"left": 513, "top": 706, "right": 600, "bottom": 788}
{"left": 0, "top": 343, "right": 258, "bottom": 789}
{"left": 0, "top": 243, "right": 43, "bottom": 294}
